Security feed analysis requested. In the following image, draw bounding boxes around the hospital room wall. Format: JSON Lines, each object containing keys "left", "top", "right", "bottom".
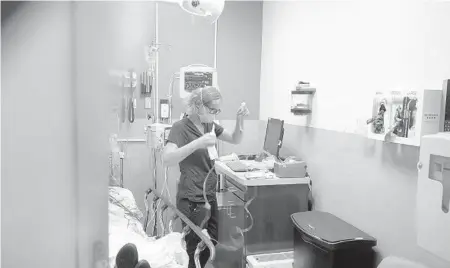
{"left": 2, "top": 2, "right": 78, "bottom": 268}
{"left": 3, "top": 1, "right": 123, "bottom": 267}
{"left": 215, "top": 0, "right": 262, "bottom": 121}
{"left": 256, "top": 1, "right": 450, "bottom": 268}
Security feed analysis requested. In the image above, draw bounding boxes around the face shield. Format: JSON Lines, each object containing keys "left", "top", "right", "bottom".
{"left": 197, "top": 104, "right": 220, "bottom": 123}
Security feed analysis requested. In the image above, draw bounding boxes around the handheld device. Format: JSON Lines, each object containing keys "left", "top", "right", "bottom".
{"left": 238, "top": 102, "right": 248, "bottom": 131}
{"left": 207, "top": 124, "right": 218, "bottom": 160}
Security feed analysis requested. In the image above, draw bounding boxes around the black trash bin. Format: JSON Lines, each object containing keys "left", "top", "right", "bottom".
{"left": 291, "top": 211, "right": 377, "bottom": 268}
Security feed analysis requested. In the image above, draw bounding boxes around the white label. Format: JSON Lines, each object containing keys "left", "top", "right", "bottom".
{"left": 208, "top": 146, "right": 218, "bottom": 160}
{"left": 423, "top": 113, "right": 439, "bottom": 122}
{"left": 145, "top": 97, "right": 152, "bottom": 109}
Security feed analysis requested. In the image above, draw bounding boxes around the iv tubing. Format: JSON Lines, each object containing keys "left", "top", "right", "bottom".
{"left": 200, "top": 165, "right": 251, "bottom": 252}
{"left": 158, "top": 153, "right": 170, "bottom": 235}
{"left": 152, "top": 149, "right": 158, "bottom": 235}
{"left": 200, "top": 167, "right": 215, "bottom": 229}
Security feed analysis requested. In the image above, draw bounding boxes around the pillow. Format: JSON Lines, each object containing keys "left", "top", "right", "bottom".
{"left": 109, "top": 187, "right": 144, "bottom": 221}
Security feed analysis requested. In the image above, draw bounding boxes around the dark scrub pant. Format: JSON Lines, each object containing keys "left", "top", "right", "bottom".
{"left": 177, "top": 198, "right": 218, "bottom": 268}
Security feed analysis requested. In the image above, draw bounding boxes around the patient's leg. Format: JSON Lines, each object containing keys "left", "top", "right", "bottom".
{"left": 116, "top": 243, "right": 139, "bottom": 268}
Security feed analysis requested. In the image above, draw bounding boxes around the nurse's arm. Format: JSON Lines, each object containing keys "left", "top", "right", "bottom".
{"left": 163, "top": 141, "right": 200, "bottom": 166}
{"left": 217, "top": 122, "right": 243, "bottom": 145}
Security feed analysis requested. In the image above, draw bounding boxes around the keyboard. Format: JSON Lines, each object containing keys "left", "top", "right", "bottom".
{"left": 226, "top": 160, "right": 249, "bottom": 172}
{"left": 238, "top": 154, "right": 257, "bottom": 160}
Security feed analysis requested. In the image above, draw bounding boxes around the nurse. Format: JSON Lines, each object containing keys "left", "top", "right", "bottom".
{"left": 163, "top": 86, "right": 249, "bottom": 268}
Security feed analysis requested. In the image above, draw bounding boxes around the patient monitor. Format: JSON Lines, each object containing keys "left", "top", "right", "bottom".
{"left": 416, "top": 133, "right": 450, "bottom": 261}
{"left": 179, "top": 65, "right": 218, "bottom": 98}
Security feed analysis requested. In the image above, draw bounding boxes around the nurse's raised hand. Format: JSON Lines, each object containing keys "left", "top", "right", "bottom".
{"left": 236, "top": 102, "right": 250, "bottom": 118}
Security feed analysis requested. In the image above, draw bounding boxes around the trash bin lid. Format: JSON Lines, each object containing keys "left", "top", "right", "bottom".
{"left": 291, "top": 211, "right": 377, "bottom": 251}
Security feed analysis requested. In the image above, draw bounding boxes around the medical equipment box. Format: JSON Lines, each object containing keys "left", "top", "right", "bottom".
{"left": 146, "top": 123, "right": 171, "bottom": 150}
{"left": 274, "top": 160, "right": 307, "bottom": 178}
{"left": 246, "top": 251, "right": 294, "bottom": 268}
{"left": 291, "top": 211, "right": 377, "bottom": 268}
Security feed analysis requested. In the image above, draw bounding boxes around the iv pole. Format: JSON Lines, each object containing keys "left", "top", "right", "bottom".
{"left": 154, "top": 2, "right": 159, "bottom": 122}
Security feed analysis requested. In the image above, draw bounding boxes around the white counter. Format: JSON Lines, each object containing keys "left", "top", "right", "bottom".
{"left": 215, "top": 161, "right": 310, "bottom": 187}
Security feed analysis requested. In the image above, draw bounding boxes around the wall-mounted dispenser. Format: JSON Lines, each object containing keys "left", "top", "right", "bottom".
{"left": 367, "top": 89, "right": 442, "bottom": 146}
{"left": 367, "top": 91, "right": 389, "bottom": 140}
{"left": 290, "top": 81, "right": 316, "bottom": 115}
{"left": 416, "top": 133, "right": 450, "bottom": 262}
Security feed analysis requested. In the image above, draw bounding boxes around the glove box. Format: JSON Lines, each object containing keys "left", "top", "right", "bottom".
{"left": 274, "top": 160, "right": 307, "bottom": 178}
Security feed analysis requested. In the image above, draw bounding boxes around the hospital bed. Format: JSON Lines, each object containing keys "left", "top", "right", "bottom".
{"left": 108, "top": 186, "right": 215, "bottom": 268}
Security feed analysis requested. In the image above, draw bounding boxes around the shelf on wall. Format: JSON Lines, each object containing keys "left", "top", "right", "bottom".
{"left": 292, "top": 87, "right": 316, "bottom": 94}
{"left": 117, "top": 138, "right": 146, "bottom": 143}
{"left": 291, "top": 107, "right": 312, "bottom": 115}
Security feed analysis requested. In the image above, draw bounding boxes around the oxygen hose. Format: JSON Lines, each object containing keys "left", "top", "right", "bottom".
{"left": 199, "top": 121, "right": 255, "bottom": 251}
{"left": 201, "top": 166, "right": 244, "bottom": 252}
{"left": 200, "top": 167, "right": 215, "bottom": 229}
{"left": 201, "top": 164, "right": 255, "bottom": 252}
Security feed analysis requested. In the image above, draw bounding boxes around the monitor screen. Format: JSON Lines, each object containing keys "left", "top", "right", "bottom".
{"left": 184, "top": 71, "right": 214, "bottom": 92}
{"left": 263, "top": 118, "right": 284, "bottom": 158}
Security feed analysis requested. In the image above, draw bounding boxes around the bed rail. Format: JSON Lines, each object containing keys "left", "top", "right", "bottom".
{"left": 144, "top": 187, "right": 216, "bottom": 268}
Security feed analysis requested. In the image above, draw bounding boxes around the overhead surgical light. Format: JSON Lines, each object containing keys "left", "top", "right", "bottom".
{"left": 178, "top": 0, "right": 225, "bottom": 23}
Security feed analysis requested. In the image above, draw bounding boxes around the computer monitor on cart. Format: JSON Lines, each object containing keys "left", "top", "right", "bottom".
{"left": 263, "top": 118, "right": 284, "bottom": 160}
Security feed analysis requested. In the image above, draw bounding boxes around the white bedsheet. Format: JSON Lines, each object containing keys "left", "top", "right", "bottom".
{"left": 108, "top": 187, "right": 189, "bottom": 268}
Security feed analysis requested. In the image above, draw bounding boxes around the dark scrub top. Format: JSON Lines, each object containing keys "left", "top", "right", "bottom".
{"left": 167, "top": 117, "right": 224, "bottom": 203}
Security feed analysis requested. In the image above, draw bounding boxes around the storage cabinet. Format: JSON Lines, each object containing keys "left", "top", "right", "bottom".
{"left": 214, "top": 175, "right": 310, "bottom": 268}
